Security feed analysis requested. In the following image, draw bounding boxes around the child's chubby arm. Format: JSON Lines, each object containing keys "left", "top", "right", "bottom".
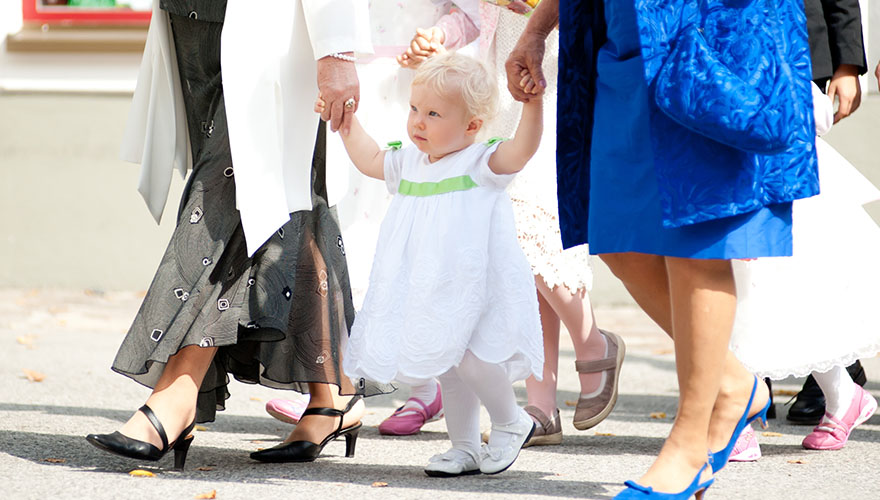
{"left": 488, "top": 71, "right": 544, "bottom": 175}
{"left": 316, "top": 96, "right": 386, "bottom": 180}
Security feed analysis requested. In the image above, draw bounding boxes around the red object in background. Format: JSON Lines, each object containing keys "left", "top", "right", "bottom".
{"left": 22, "top": 0, "right": 151, "bottom": 26}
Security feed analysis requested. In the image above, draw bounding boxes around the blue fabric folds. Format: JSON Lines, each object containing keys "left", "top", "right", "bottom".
{"left": 555, "top": 0, "right": 819, "bottom": 249}
{"left": 654, "top": 2, "right": 802, "bottom": 154}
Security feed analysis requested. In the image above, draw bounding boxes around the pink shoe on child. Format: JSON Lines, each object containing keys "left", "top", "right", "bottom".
{"left": 265, "top": 396, "right": 310, "bottom": 425}
{"left": 728, "top": 423, "right": 761, "bottom": 462}
{"left": 802, "top": 385, "right": 877, "bottom": 450}
{"left": 378, "top": 384, "right": 444, "bottom": 436}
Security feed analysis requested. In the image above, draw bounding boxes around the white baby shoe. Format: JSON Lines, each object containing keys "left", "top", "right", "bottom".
{"left": 479, "top": 408, "right": 536, "bottom": 474}
{"left": 424, "top": 448, "right": 481, "bottom": 477}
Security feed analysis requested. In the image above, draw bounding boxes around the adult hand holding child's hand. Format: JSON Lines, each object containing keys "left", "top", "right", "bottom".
{"left": 317, "top": 54, "right": 359, "bottom": 135}
{"left": 398, "top": 27, "right": 446, "bottom": 69}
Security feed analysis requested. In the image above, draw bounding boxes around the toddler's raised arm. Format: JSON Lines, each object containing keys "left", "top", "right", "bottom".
{"left": 315, "top": 96, "right": 386, "bottom": 180}
{"left": 488, "top": 74, "right": 543, "bottom": 175}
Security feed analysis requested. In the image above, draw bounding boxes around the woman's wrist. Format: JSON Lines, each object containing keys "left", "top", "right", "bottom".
{"left": 329, "top": 51, "right": 356, "bottom": 63}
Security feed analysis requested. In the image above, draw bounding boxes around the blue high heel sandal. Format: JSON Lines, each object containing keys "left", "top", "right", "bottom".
{"left": 709, "top": 376, "right": 770, "bottom": 472}
{"left": 613, "top": 462, "right": 714, "bottom": 499}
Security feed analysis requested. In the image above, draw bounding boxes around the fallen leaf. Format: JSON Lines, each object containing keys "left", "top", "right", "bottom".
{"left": 773, "top": 389, "right": 799, "bottom": 396}
{"left": 22, "top": 369, "right": 46, "bottom": 382}
{"left": 762, "top": 432, "right": 783, "bottom": 437}
{"left": 194, "top": 490, "right": 217, "bottom": 499}
{"left": 57, "top": 319, "right": 68, "bottom": 327}
{"left": 787, "top": 459, "right": 807, "bottom": 464}
{"left": 26, "top": 289, "right": 39, "bottom": 297}
{"left": 564, "top": 400, "right": 578, "bottom": 407}
{"left": 137, "top": 290, "right": 148, "bottom": 298}
{"left": 594, "top": 432, "right": 616, "bottom": 436}
{"left": 249, "top": 397, "right": 261, "bottom": 402}
{"left": 43, "top": 458, "right": 66, "bottom": 463}
{"left": 649, "top": 412, "right": 667, "bottom": 419}
{"left": 653, "top": 348, "right": 674, "bottom": 355}
{"left": 129, "top": 469, "right": 155, "bottom": 477}
{"left": 371, "top": 482, "right": 389, "bottom": 488}
{"left": 197, "top": 467, "right": 215, "bottom": 471}
{"left": 47, "top": 306, "right": 68, "bottom": 315}
{"left": 16, "top": 335, "right": 35, "bottom": 346}
{"left": 195, "top": 425, "right": 208, "bottom": 431}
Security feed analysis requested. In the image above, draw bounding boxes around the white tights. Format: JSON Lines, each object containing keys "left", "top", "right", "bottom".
{"left": 813, "top": 365, "right": 856, "bottom": 420}
{"left": 437, "top": 350, "right": 521, "bottom": 456}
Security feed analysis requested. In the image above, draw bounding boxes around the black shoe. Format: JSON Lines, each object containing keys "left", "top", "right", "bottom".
{"left": 786, "top": 361, "right": 867, "bottom": 425}
{"left": 86, "top": 405, "right": 196, "bottom": 470}
{"left": 764, "top": 378, "right": 776, "bottom": 419}
{"left": 250, "top": 396, "right": 362, "bottom": 463}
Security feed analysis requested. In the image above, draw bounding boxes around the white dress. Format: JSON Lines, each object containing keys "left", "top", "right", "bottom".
{"left": 730, "top": 138, "right": 880, "bottom": 379}
{"left": 343, "top": 142, "right": 544, "bottom": 385}
{"left": 331, "top": 0, "right": 476, "bottom": 306}
{"left": 484, "top": 7, "right": 593, "bottom": 292}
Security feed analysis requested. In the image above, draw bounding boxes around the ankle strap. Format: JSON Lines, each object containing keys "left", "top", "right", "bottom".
{"left": 575, "top": 357, "right": 617, "bottom": 373}
{"left": 139, "top": 405, "right": 168, "bottom": 451}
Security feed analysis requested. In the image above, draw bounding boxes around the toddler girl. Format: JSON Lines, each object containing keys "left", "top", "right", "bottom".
{"left": 317, "top": 52, "right": 545, "bottom": 476}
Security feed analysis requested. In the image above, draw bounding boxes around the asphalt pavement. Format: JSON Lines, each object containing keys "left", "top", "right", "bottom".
{"left": 1, "top": 289, "right": 878, "bottom": 500}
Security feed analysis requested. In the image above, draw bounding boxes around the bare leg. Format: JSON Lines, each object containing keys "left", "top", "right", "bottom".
{"left": 524, "top": 288, "right": 562, "bottom": 418}
{"left": 633, "top": 257, "right": 735, "bottom": 491}
{"left": 118, "top": 344, "right": 217, "bottom": 448}
{"left": 601, "top": 253, "right": 769, "bottom": 455}
{"left": 534, "top": 276, "right": 606, "bottom": 395}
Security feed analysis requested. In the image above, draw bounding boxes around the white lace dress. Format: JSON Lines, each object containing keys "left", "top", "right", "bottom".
{"left": 484, "top": 7, "right": 593, "bottom": 292}
{"left": 344, "top": 142, "right": 544, "bottom": 385}
{"left": 730, "top": 138, "right": 880, "bottom": 379}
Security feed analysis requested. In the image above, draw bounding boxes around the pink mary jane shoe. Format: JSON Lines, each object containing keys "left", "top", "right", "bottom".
{"left": 728, "top": 423, "right": 761, "bottom": 462}
{"left": 379, "top": 385, "right": 444, "bottom": 436}
{"left": 265, "top": 397, "right": 310, "bottom": 425}
{"left": 802, "top": 385, "right": 877, "bottom": 451}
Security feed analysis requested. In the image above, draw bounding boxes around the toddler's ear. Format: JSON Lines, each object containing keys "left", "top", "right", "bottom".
{"left": 466, "top": 117, "right": 483, "bottom": 136}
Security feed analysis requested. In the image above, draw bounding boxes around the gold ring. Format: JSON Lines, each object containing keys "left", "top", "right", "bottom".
{"left": 344, "top": 97, "right": 356, "bottom": 109}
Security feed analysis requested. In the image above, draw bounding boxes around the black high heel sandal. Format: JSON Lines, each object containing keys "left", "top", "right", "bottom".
{"left": 250, "top": 396, "right": 362, "bottom": 463}
{"left": 86, "top": 405, "right": 197, "bottom": 471}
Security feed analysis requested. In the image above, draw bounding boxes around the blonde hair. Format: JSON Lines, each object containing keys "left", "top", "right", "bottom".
{"left": 412, "top": 52, "right": 498, "bottom": 120}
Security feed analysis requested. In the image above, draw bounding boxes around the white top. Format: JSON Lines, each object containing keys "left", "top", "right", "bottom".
{"left": 343, "top": 142, "right": 544, "bottom": 385}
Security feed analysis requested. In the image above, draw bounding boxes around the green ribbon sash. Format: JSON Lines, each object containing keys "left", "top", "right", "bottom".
{"left": 398, "top": 175, "right": 479, "bottom": 197}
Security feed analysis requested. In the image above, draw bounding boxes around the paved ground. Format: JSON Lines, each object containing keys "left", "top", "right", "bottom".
{"left": 1, "top": 289, "right": 878, "bottom": 500}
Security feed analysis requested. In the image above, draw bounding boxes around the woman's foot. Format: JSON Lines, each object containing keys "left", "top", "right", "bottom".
{"left": 266, "top": 396, "right": 310, "bottom": 425}
{"left": 628, "top": 443, "right": 714, "bottom": 496}
{"left": 283, "top": 396, "right": 364, "bottom": 444}
{"left": 117, "top": 397, "right": 197, "bottom": 450}
{"left": 707, "top": 374, "right": 770, "bottom": 455}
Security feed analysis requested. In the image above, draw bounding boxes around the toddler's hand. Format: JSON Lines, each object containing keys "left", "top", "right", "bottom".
{"left": 397, "top": 27, "right": 446, "bottom": 69}
{"left": 314, "top": 95, "right": 326, "bottom": 114}
{"left": 507, "top": 1, "right": 533, "bottom": 14}
{"left": 519, "top": 68, "right": 544, "bottom": 96}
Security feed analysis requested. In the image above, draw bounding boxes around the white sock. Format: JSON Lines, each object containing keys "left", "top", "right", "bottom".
{"left": 813, "top": 365, "right": 856, "bottom": 421}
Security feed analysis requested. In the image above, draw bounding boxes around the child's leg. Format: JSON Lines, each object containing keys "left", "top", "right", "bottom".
{"left": 813, "top": 365, "right": 856, "bottom": 419}
{"left": 524, "top": 290, "right": 562, "bottom": 418}
{"left": 534, "top": 276, "right": 607, "bottom": 396}
{"left": 436, "top": 368, "right": 482, "bottom": 457}
{"left": 455, "top": 350, "right": 523, "bottom": 449}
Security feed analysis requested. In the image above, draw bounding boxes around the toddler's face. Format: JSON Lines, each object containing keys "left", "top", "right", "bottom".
{"left": 407, "top": 83, "right": 478, "bottom": 162}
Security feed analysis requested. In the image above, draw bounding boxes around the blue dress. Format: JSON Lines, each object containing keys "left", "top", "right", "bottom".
{"left": 555, "top": 0, "right": 818, "bottom": 259}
